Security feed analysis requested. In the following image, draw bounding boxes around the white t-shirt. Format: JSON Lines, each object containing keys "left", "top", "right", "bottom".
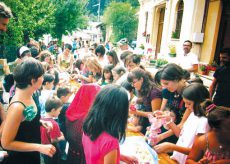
{"left": 171, "top": 112, "right": 210, "bottom": 164}
{"left": 178, "top": 52, "right": 198, "bottom": 70}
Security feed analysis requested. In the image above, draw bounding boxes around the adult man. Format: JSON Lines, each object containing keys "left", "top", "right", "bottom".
{"left": 0, "top": 2, "right": 12, "bottom": 33}
{"left": 178, "top": 40, "right": 198, "bottom": 73}
{"left": 118, "top": 38, "right": 129, "bottom": 51}
{"left": 0, "top": 3, "right": 12, "bottom": 162}
{"left": 209, "top": 48, "right": 230, "bottom": 107}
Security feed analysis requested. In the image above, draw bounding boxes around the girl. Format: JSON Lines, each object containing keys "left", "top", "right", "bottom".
{"left": 106, "top": 50, "right": 119, "bottom": 67}
{"left": 82, "top": 85, "right": 138, "bottom": 164}
{"left": 127, "top": 68, "right": 162, "bottom": 134}
{"left": 95, "top": 45, "right": 108, "bottom": 67}
{"left": 186, "top": 102, "right": 230, "bottom": 163}
{"left": 98, "top": 64, "right": 114, "bottom": 86}
{"left": 1, "top": 58, "right": 55, "bottom": 164}
{"left": 154, "top": 83, "right": 210, "bottom": 164}
{"left": 78, "top": 57, "right": 102, "bottom": 83}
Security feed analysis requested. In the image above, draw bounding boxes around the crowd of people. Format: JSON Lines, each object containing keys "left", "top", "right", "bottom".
{"left": 1, "top": 2, "right": 230, "bottom": 164}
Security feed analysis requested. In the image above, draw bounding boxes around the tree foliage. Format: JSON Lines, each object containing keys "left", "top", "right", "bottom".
{"left": 87, "top": 0, "right": 139, "bottom": 16}
{"left": 1, "top": 0, "right": 87, "bottom": 61}
{"left": 103, "top": 2, "right": 138, "bottom": 42}
{"left": 51, "top": 0, "right": 88, "bottom": 40}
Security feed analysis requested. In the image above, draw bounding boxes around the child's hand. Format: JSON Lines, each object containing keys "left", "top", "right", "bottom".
{"left": 129, "top": 104, "right": 136, "bottom": 111}
{"left": 40, "top": 120, "right": 53, "bottom": 132}
{"left": 39, "top": 144, "right": 56, "bottom": 157}
{"left": 154, "top": 142, "right": 174, "bottom": 153}
{"left": 198, "top": 157, "right": 209, "bottom": 164}
{"left": 155, "top": 111, "right": 171, "bottom": 123}
{"left": 120, "top": 154, "right": 138, "bottom": 164}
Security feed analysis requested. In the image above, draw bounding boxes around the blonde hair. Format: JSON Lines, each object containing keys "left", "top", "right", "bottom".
{"left": 85, "top": 57, "right": 102, "bottom": 74}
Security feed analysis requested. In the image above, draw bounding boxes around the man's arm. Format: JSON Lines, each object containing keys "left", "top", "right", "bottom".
{"left": 187, "top": 64, "right": 198, "bottom": 73}
{"left": 209, "top": 78, "right": 217, "bottom": 98}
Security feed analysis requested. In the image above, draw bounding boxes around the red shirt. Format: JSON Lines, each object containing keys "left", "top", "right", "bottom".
{"left": 40, "top": 117, "right": 62, "bottom": 144}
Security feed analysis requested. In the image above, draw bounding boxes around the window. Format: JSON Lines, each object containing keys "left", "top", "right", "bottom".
{"left": 173, "top": 0, "right": 184, "bottom": 39}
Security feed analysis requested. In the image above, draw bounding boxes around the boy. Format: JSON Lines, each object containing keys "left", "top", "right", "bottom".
{"left": 57, "top": 87, "right": 71, "bottom": 136}
{"left": 40, "top": 97, "right": 64, "bottom": 164}
{"left": 39, "top": 73, "right": 55, "bottom": 116}
{"left": 57, "top": 87, "right": 71, "bottom": 160}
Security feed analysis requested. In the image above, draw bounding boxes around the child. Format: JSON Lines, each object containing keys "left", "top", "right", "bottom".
{"left": 40, "top": 97, "right": 64, "bottom": 164}
{"left": 127, "top": 114, "right": 142, "bottom": 133}
{"left": 98, "top": 64, "right": 114, "bottom": 86}
{"left": 154, "top": 83, "right": 210, "bottom": 164}
{"left": 2, "top": 74, "right": 14, "bottom": 104}
{"left": 57, "top": 87, "right": 71, "bottom": 136}
{"left": 39, "top": 73, "right": 55, "bottom": 116}
{"left": 121, "top": 81, "right": 142, "bottom": 134}
{"left": 121, "top": 80, "right": 137, "bottom": 104}
{"left": 56, "top": 87, "right": 71, "bottom": 161}
{"left": 82, "top": 85, "right": 138, "bottom": 164}
{"left": 77, "top": 57, "right": 102, "bottom": 83}
{"left": 186, "top": 102, "right": 230, "bottom": 163}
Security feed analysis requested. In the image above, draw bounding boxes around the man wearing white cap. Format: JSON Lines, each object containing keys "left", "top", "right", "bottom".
{"left": 15, "top": 46, "right": 32, "bottom": 64}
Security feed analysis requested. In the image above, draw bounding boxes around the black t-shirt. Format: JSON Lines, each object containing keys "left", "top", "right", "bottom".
{"left": 162, "top": 89, "right": 186, "bottom": 124}
{"left": 213, "top": 66, "right": 230, "bottom": 107}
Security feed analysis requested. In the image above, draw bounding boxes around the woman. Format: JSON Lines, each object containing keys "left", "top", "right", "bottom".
{"left": 65, "top": 84, "right": 101, "bottom": 164}
{"left": 1, "top": 58, "right": 55, "bottom": 164}
{"left": 127, "top": 68, "right": 162, "bottom": 134}
{"left": 159, "top": 63, "right": 190, "bottom": 124}
{"left": 38, "top": 50, "right": 54, "bottom": 70}
{"left": 57, "top": 43, "right": 74, "bottom": 72}
{"left": 125, "top": 54, "right": 144, "bottom": 72}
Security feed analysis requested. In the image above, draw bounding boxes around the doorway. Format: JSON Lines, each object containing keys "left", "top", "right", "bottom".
{"left": 155, "top": 7, "right": 165, "bottom": 58}
{"left": 215, "top": 0, "right": 230, "bottom": 63}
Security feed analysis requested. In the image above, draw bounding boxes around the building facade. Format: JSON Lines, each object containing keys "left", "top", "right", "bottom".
{"left": 137, "top": 0, "right": 230, "bottom": 64}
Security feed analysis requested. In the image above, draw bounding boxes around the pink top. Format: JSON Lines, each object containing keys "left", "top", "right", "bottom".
{"left": 82, "top": 132, "right": 120, "bottom": 164}
{"left": 204, "top": 133, "right": 230, "bottom": 162}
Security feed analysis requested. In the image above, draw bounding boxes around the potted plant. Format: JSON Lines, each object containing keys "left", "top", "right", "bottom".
{"left": 199, "top": 64, "right": 207, "bottom": 75}
{"left": 168, "top": 44, "right": 176, "bottom": 57}
{"left": 171, "top": 31, "right": 179, "bottom": 39}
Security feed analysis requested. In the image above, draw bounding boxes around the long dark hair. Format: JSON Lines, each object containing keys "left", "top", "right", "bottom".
{"left": 101, "top": 64, "right": 114, "bottom": 83}
{"left": 182, "top": 83, "right": 210, "bottom": 116}
{"left": 161, "top": 63, "right": 190, "bottom": 81}
{"left": 106, "top": 50, "right": 119, "bottom": 66}
{"left": 203, "top": 100, "right": 230, "bottom": 147}
{"left": 83, "top": 85, "right": 129, "bottom": 142}
{"left": 127, "top": 68, "right": 158, "bottom": 97}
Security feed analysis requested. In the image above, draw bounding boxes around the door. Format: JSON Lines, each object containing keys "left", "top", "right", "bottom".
{"left": 155, "top": 7, "right": 165, "bottom": 58}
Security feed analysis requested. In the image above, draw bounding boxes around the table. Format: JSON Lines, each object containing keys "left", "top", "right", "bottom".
{"left": 126, "top": 130, "right": 178, "bottom": 164}
{"left": 158, "top": 153, "right": 178, "bottom": 164}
